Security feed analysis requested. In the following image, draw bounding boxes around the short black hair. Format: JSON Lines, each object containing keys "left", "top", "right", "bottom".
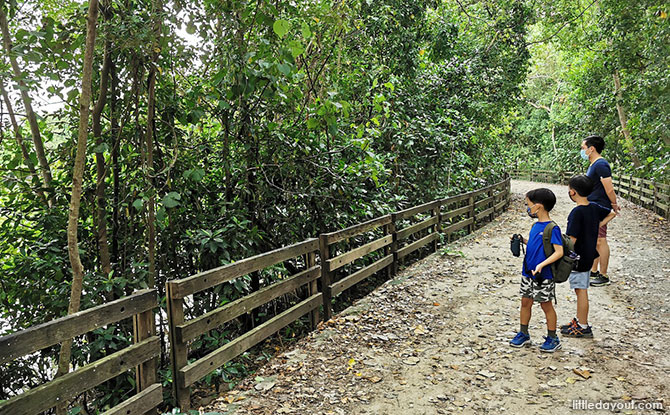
{"left": 568, "top": 174, "right": 594, "bottom": 197}
{"left": 583, "top": 135, "right": 605, "bottom": 154}
{"left": 525, "top": 188, "right": 556, "bottom": 212}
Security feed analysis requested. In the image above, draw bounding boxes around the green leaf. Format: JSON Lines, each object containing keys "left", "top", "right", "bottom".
{"left": 273, "top": 19, "right": 291, "bottom": 38}
{"left": 301, "top": 22, "right": 312, "bottom": 38}
{"left": 93, "top": 143, "right": 109, "bottom": 153}
{"left": 186, "top": 22, "right": 196, "bottom": 35}
{"left": 307, "top": 118, "right": 320, "bottom": 129}
{"left": 132, "top": 198, "right": 144, "bottom": 210}
{"left": 277, "top": 63, "right": 292, "bottom": 77}
{"left": 289, "top": 40, "right": 305, "bottom": 58}
{"left": 162, "top": 192, "right": 181, "bottom": 208}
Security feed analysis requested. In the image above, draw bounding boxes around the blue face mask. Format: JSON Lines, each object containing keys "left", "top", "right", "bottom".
{"left": 526, "top": 206, "right": 538, "bottom": 218}
{"left": 580, "top": 149, "right": 589, "bottom": 160}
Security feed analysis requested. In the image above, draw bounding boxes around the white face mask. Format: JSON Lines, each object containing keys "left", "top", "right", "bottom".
{"left": 580, "top": 149, "right": 589, "bottom": 160}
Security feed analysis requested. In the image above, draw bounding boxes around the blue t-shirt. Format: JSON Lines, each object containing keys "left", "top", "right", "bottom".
{"left": 586, "top": 158, "right": 612, "bottom": 209}
{"left": 522, "top": 221, "right": 563, "bottom": 280}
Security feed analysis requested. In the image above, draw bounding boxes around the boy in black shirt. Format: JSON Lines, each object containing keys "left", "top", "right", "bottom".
{"left": 561, "top": 175, "right": 617, "bottom": 337}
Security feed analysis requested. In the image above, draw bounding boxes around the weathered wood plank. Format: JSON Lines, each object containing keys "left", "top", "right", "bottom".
{"left": 0, "top": 336, "right": 159, "bottom": 415}
{"left": 474, "top": 195, "right": 495, "bottom": 209}
{"left": 443, "top": 217, "right": 474, "bottom": 234}
{"left": 440, "top": 192, "right": 473, "bottom": 205}
{"left": 168, "top": 238, "right": 319, "bottom": 298}
{"left": 397, "top": 216, "right": 438, "bottom": 241}
{"left": 100, "top": 383, "right": 162, "bottom": 415}
{"left": 440, "top": 205, "right": 470, "bottom": 221}
{"left": 331, "top": 255, "right": 394, "bottom": 296}
{"left": 180, "top": 294, "right": 321, "bottom": 388}
{"left": 475, "top": 207, "right": 495, "bottom": 220}
{"left": 176, "top": 266, "right": 320, "bottom": 343}
{"left": 397, "top": 233, "right": 439, "bottom": 260}
{"left": 322, "top": 215, "right": 392, "bottom": 245}
{"left": 394, "top": 200, "right": 442, "bottom": 221}
{"left": 327, "top": 235, "right": 393, "bottom": 272}
{"left": 0, "top": 290, "right": 156, "bottom": 365}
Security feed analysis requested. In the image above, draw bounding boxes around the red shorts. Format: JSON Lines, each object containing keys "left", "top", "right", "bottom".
{"left": 598, "top": 224, "right": 608, "bottom": 238}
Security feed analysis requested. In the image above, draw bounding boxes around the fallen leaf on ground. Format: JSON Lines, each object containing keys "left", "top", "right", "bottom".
{"left": 573, "top": 368, "right": 591, "bottom": 379}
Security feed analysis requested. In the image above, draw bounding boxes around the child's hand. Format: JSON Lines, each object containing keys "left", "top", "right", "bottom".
{"left": 533, "top": 264, "right": 544, "bottom": 275}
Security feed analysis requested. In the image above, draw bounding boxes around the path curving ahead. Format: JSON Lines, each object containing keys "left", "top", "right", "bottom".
{"left": 203, "top": 180, "right": 670, "bottom": 415}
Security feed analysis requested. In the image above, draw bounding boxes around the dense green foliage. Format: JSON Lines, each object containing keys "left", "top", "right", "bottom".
{"left": 511, "top": 0, "right": 669, "bottom": 179}
{"left": 0, "top": 0, "right": 667, "bottom": 411}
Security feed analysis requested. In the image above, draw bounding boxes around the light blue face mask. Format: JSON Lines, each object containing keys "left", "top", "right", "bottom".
{"left": 580, "top": 149, "right": 589, "bottom": 160}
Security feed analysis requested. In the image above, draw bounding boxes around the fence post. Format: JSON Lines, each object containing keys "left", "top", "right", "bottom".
{"left": 384, "top": 222, "right": 392, "bottom": 278}
{"left": 431, "top": 204, "right": 440, "bottom": 253}
{"left": 390, "top": 213, "right": 399, "bottom": 275}
{"left": 307, "top": 251, "right": 319, "bottom": 328}
{"left": 133, "top": 299, "right": 158, "bottom": 415}
{"left": 488, "top": 188, "right": 495, "bottom": 222}
{"left": 166, "top": 282, "right": 190, "bottom": 411}
{"left": 318, "top": 234, "right": 333, "bottom": 321}
{"left": 652, "top": 181, "right": 658, "bottom": 215}
{"left": 468, "top": 194, "right": 475, "bottom": 233}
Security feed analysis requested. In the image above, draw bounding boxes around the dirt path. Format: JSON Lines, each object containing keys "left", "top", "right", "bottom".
{"left": 204, "top": 180, "right": 669, "bottom": 415}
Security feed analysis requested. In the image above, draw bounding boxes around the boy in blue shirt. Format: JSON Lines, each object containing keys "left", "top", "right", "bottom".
{"left": 510, "top": 188, "right": 564, "bottom": 352}
{"left": 561, "top": 175, "right": 617, "bottom": 337}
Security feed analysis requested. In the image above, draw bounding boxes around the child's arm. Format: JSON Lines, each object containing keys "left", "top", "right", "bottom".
{"left": 533, "top": 243, "right": 564, "bottom": 275}
{"left": 599, "top": 209, "right": 617, "bottom": 228}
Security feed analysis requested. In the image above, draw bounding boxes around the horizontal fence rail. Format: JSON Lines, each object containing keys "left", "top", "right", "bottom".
{"left": 511, "top": 169, "right": 669, "bottom": 218}
{"left": 0, "top": 289, "right": 161, "bottom": 415}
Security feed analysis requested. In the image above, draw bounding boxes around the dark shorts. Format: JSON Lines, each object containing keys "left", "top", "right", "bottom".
{"left": 598, "top": 224, "right": 607, "bottom": 238}
{"left": 520, "top": 277, "right": 555, "bottom": 303}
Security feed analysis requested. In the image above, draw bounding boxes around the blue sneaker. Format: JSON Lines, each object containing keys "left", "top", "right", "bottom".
{"left": 539, "top": 336, "right": 562, "bottom": 353}
{"left": 509, "top": 332, "right": 531, "bottom": 348}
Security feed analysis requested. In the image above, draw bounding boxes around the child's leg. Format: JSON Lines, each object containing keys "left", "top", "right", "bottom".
{"left": 540, "top": 301, "right": 557, "bottom": 332}
{"left": 575, "top": 288, "right": 589, "bottom": 326}
{"left": 520, "top": 297, "right": 533, "bottom": 326}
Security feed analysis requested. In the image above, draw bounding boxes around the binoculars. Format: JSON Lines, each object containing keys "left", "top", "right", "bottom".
{"left": 510, "top": 234, "right": 523, "bottom": 257}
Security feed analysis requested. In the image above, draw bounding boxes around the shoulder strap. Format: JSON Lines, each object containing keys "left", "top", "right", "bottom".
{"left": 542, "top": 221, "right": 557, "bottom": 258}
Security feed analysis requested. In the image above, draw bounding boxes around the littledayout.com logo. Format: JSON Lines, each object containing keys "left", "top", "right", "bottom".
{"left": 571, "top": 399, "right": 664, "bottom": 412}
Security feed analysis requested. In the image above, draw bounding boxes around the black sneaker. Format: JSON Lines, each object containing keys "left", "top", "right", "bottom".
{"left": 560, "top": 317, "right": 578, "bottom": 335}
{"left": 564, "top": 324, "right": 594, "bottom": 338}
{"left": 590, "top": 274, "right": 610, "bottom": 287}
{"left": 590, "top": 271, "right": 600, "bottom": 280}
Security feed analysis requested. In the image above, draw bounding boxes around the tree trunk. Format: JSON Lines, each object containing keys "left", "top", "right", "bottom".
{"left": 56, "top": 2, "right": 100, "bottom": 413}
{"left": 110, "top": 52, "right": 120, "bottom": 264}
{"left": 144, "top": 0, "right": 163, "bottom": 289}
{"left": 0, "top": 80, "right": 49, "bottom": 205}
{"left": 612, "top": 70, "right": 641, "bottom": 167}
{"left": 92, "top": 11, "right": 112, "bottom": 278}
{"left": 0, "top": 8, "right": 54, "bottom": 206}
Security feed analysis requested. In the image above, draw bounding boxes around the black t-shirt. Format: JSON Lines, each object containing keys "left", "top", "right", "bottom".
{"left": 586, "top": 158, "right": 612, "bottom": 209}
{"left": 566, "top": 203, "right": 612, "bottom": 272}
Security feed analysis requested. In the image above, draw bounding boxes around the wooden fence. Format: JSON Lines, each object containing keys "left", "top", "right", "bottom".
{"left": 167, "top": 175, "right": 510, "bottom": 409}
{"left": 0, "top": 176, "right": 512, "bottom": 413}
{"left": 511, "top": 169, "right": 669, "bottom": 218}
{"left": 0, "top": 289, "right": 161, "bottom": 415}
{"left": 166, "top": 239, "right": 321, "bottom": 409}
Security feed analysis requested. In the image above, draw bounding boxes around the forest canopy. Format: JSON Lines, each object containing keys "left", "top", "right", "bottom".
{"left": 0, "top": 0, "right": 667, "bottom": 410}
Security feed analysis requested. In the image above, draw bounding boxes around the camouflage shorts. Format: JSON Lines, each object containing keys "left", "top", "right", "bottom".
{"left": 520, "top": 276, "right": 555, "bottom": 303}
